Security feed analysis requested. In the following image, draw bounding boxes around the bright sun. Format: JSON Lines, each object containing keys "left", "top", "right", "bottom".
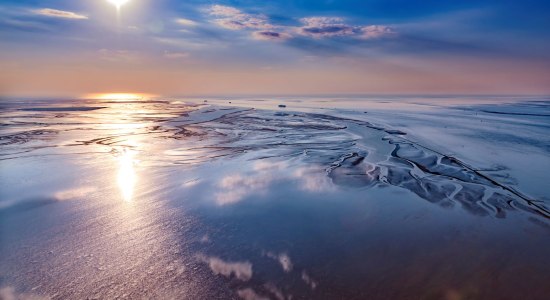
{"left": 107, "top": 0, "right": 130, "bottom": 9}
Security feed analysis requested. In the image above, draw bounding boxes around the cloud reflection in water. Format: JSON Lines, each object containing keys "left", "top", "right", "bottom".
{"left": 54, "top": 186, "right": 97, "bottom": 201}
{"left": 197, "top": 254, "right": 253, "bottom": 281}
{"left": 215, "top": 161, "right": 333, "bottom": 205}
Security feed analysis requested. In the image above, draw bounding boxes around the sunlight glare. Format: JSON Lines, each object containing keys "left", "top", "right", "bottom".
{"left": 118, "top": 149, "right": 137, "bottom": 202}
{"left": 86, "top": 93, "right": 154, "bottom": 101}
{"left": 107, "top": 0, "right": 130, "bottom": 9}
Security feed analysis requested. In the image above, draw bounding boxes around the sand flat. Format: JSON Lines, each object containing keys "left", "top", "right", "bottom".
{"left": 0, "top": 96, "right": 549, "bottom": 299}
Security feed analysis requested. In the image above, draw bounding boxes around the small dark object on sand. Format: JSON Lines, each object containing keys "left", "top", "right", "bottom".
{"left": 229, "top": 101, "right": 232, "bottom": 104}
{"left": 385, "top": 129, "right": 406, "bottom": 135}
{"left": 204, "top": 100, "right": 208, "bottom": 103}
{"left": 278, "top": 104, "right": 287, "bottom": 108}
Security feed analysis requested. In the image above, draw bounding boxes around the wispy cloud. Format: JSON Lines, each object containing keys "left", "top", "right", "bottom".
{"left": 208, "top": 5, "right": 242, "bottom": 17}
{"left": 297, "top": 17, "right": 356, "bottom": 38}
{"left": 360, "top": 25, "right": 395, "bottom": 40}
{"left": 297, "top": 17, "right": 394, "bottom": 39}
{"left": 205, "top": 5, "right": 394, "bottom": 42}
{"left": 175, "top": 18, "right": 197, "bottom": 26}
{"left": 164, "top": 51, "right": 190, "bottom": 59}
{"left": 0, "top": 18, "right": 50, "bottom": 31}
{"left": 32, "top": 8, "right": 88, "bottom": 20}
{"left": 208, "top": 5, "right": 273, "bottom": 30}
{"left": 98, "top": 49, "right": 140, "bottom": 63}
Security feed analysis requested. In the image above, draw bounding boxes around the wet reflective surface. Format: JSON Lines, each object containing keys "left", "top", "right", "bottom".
{"left": 0, "top": 97, "right": 549, "bottom": 299}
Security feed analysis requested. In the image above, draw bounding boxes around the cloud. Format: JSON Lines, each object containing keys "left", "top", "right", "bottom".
{"left": 164, "top": 51, "right": 190, "bottom": 59}
{"left": 205, "top": 6, "right": 394, "bottom": 42}
{"left": 32, "top": 8, "right": 88, "bottom": 20}
{"left": 252, "top": 31, "right": 290, "bottom": 41}
{"left": 197, "top": 254, "right": 253, "bottom": 281}
{"left": 208, "top": 5, "right": 243, "bottom": 17}
{"left": 208, "top": 5, "right": 273, "bottom": 30}
{"left": 0, "top": 18, "right": 50, "bottom": 31}
{"left": 360, "top": 25, "right": 395, "bottom": 39}
{"left": 295, "top": 17, "right": 394, "bottom": 40}
{"left": 175, "top": 18, "right": 197, "bottom": 26}
{"left": 297, "top": 17, "right": 358, "bottom": 38}
{"left": 301, "top": 17, "right": 346, "bottom": 27}
{"left": 98, "top": 49, "right": 140, "bottom": 63}
{"left": 215, "top": 19, "right": 270, "bottom": 30}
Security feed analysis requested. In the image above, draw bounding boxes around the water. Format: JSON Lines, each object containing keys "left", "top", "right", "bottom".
{"left": 0, "top": 96, "right": 549, "bottom": 299}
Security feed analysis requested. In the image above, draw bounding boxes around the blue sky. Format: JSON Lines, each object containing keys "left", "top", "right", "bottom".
{"left": 1, "top": 0, "right": 549, "bottom": 96}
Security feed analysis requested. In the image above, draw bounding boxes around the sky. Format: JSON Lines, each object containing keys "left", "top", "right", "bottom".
{"left": 1, "top": 0, "right": 549, "bottom": 97}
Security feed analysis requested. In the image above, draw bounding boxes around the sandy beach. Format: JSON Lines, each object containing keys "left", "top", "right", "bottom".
{"left": 0, "top": 96, "right": 549, "bottom": 299}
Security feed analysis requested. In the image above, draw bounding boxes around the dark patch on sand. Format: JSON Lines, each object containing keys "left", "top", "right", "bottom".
{"left": 21, "top": 107, "right": 106, "bottom": 112}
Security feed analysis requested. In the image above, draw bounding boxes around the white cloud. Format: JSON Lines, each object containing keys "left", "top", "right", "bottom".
{"left": 295, "top": 17, "right": 394, "bottom": 40}
{"left": 301, "top": 17, "right": 345, "bottom": 27}
{"left": 32, "top": 8, "right": 88, "bottom": 20}
{"left": 98, "top": 49, "right": 140, "bottom": 63}
{"left": 297, "top": 17, "right": 357, "bottom": 38}
{"left": 175, "top": 18, "right": 197, "bottom": 26}
{"left": 360, "top": 25, "right": 395, "bottom": 39}
{"left": 205, "top": 6, "right": 394, "bottom": 42}
{"left": 215, "top": 18, "right": 271, "bottom": 30}
{"left": 208, "top": 5, "right": 273, "bottom": 30}
{"left": 209, "top": 5, "right": 243, "bottom": 17}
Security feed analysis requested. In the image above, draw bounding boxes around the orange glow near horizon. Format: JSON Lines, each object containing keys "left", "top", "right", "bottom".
{"left": 85, "top": 93, "right": 157, "bottom": 100}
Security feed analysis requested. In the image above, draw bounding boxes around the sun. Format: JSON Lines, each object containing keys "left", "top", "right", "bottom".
{"left": 107, "top": 0, "right": 130, "bottom": 9}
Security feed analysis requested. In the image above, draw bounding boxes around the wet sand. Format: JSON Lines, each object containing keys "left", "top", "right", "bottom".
{"left": 0, "top": 96, "right": 549, "bottom": 299}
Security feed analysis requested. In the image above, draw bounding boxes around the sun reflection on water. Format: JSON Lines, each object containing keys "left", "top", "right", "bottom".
{"left": 118, "top": 149, "right": 137, "bottom": 202}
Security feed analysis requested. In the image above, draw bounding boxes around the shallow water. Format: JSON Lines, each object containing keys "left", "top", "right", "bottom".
{"left": 0, "top": 96, "right": 549, "bottom": 299}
